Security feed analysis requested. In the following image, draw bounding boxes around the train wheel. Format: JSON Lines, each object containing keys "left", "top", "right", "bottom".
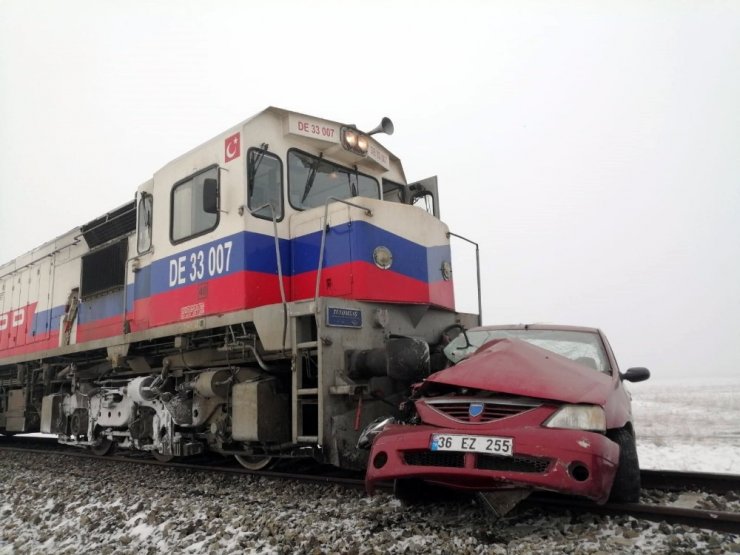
{"left": 90, "top": 438, "right": 115, "bottom": 456}
{"left": 234, "top": 455, "right": 274, "bottom": 470}
{"left": 152, "top": 451, "right": 174, "bottom": 463}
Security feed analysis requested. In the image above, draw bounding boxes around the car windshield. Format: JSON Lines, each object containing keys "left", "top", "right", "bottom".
{"left": 443, "top": 328, "right": 611, "bottom": 373}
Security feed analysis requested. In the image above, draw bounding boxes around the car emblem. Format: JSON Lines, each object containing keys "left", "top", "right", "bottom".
{"left": 469, "top": 403, "right": 484, "bottom": 418}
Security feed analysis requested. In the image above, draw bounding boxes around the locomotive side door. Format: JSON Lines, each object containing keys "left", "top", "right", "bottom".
{"left": 8, "top": 268, "right": 30, "bottom": 349}
{"left": 130, "top": 187, "right": 154, "bottom": 332}
{"left": 29, "top": 258, "right": 52, "bottom": 344}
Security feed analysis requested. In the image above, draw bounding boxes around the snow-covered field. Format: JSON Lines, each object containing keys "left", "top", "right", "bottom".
{"left": 631, "top": 377, "right": 740, "bottom": 474}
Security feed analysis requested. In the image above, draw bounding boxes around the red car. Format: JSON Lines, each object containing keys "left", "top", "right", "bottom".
{"left": 364, "top": 324, "right": 650, "bottom": 509}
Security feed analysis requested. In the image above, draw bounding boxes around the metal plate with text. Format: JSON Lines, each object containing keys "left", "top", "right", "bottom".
{"left": 326, "top": 307, "right": 362, "bottom": 328}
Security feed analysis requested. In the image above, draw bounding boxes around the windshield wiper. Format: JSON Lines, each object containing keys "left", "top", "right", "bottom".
{"left": 248, "top": 149, "right": 266, "bottom": 203}
{"left": 301, "top": 153, "right": 324, "bottom": 204}
{"left": 347, "top": 173, "right": 358, "bottom": 197}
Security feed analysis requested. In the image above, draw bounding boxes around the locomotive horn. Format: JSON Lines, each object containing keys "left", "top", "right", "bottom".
{"left": 366, "top": 117, "right": 394, "bottom": 136}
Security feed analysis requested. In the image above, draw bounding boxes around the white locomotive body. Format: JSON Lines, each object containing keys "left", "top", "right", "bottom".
{"left": 0, "top": 107, "right": 476, "bottom": 469}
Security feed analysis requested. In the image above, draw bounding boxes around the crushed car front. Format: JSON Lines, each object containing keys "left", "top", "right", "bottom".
{"left": 364, "top": 326, "right": 625, "bottom": 504}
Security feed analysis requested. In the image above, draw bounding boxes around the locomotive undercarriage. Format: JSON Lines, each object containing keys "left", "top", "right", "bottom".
{"left": 0, "top": 301, "right": 476, "bottom": 471}
{"left": 0, "top": 325, "right": 296, "bottom": 466}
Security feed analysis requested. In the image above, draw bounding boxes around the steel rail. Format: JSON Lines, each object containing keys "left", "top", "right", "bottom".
{"left": 0, "top": 444, "right": 367, "bottom": 489}
{"left": 6, "top": 439, "right": 736, "bottom": 495}
{"left": 527, "top": 495, "right": 740, "bottom": 534}
{"left": 640, "top": 469, "right": 740, "bottom": 495}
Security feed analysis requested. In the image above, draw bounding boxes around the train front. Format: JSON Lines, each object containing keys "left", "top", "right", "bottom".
{"left": 273, "top": 111, "right": 478, "bottom": 468}
{"left": 283, "top": 113, "right": 453, "bottom": 310}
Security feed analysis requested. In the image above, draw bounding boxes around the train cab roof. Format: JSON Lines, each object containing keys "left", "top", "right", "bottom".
{"left": 152, "top": 106, "right": 405, "bottom": 185}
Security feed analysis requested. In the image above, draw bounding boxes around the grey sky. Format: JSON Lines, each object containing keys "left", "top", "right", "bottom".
{"left": 1, "top": 1, "right": 738, "bottom": 379}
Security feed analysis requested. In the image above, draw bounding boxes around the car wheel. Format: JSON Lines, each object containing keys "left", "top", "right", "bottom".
{"left": 608, "top": 427, "right": 641, "bottom": 503}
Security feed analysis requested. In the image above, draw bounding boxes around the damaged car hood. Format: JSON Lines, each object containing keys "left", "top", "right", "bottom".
{"left": 427, "top": 338, "right": 612, "bottom": 405}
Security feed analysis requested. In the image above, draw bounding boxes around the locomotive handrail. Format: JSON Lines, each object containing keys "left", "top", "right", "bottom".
{"left": 249, "top": 203, "right": 289, "bottom": 351}
{"left": 314, "top": 198, "right": 374, "bottom": 305}
{"left": 122, "top": 246, "right": 144, "bottom": 336}
{"left": 446, "top": 231, "right": 483, "bottom": 326}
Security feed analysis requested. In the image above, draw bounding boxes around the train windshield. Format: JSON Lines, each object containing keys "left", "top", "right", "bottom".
{"left": 288, "top": 150, "right": 379, "bottom": 210}
{"left": 444, "top": 328, "right": 611, "bottom": 373}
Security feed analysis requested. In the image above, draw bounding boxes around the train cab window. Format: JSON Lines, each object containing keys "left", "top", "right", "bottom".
{"left": 137, "top": 193, "right": 153, "bottom": 253}
{"left": 382, "top": 179, "right": 406, "bottom": 203}
{"left": 248, "top": 149, "right": 283, "bottom": 220}
{"left": 288, "top": 149, "right": 379, "bottom": 210}
{"left": 170, "top": 166, "right": 219, "bottom": 243}
{"left": 412, "top": 191, "right": 435, "bottom": 216}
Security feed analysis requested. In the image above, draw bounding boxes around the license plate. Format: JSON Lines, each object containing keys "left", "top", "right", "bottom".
{"left": 430, "top": 434, "right": 513, "bottom": 456}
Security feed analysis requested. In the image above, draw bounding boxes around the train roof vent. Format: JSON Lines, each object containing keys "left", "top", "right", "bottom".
{"left": 81, "top": 200, "right": 137, "bottom": 248}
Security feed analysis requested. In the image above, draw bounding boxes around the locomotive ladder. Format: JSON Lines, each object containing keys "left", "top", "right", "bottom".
{"left": 287, "top": 198, "right": 371, "bottom": 449}
{"left": 289, "top": 301, "right": 322, "bottom": 445}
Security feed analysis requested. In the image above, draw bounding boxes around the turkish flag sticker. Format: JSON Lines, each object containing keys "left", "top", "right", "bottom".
{"left": 224, "top": 132, "right": 240, "bottom": 162}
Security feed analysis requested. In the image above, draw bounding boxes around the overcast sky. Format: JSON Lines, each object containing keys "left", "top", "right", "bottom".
{"left": 1, "top": 0, "right": 738, "bottom": 380}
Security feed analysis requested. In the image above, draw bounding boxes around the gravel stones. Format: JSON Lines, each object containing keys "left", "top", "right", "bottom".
{"left": 0, "top": 451, "right": 738, "bottom": 554}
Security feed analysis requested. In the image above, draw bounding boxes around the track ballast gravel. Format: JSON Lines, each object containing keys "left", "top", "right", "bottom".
{"left": 1, "top": 451, "right": 739, "bottom": 554}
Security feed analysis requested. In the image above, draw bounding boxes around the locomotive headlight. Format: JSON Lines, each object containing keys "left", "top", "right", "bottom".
{"left": 441, "top": 260, "right": 452, "bottom": 281}
{"left": 341, "top": 127, "right": 370, "bottom": 156}
{"left": 344, "top": 130, "right": 358, "bottom": 148}
{"left": 356, "top": 135, "right": 369, "bottom": 154}
{"left": 373, "top": 246, "right": 393, "bottom": 269}
{"left": 543, "top": 404, "right": 606, "bottom": 432}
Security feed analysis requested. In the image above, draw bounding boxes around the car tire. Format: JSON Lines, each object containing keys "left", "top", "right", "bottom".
{"left": 608, "top": 427, "right": 641, "bottom": 503}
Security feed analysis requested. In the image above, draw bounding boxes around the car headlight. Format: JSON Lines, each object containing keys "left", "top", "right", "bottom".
{"left": 543, "top": 404, "right": 606, "bottom": 432}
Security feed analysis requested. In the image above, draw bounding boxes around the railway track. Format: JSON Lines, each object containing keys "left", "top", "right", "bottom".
{"left": 641, "top": 468, "right": 740, "bottom": 494}
{"left": 2, "top": 436, "right": 739, "bottom": 534}
{"left": 528, "top": 494, "right": 740, "bottom": 534}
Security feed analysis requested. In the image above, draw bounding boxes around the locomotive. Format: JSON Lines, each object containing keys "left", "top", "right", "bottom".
{"left": 0, "top": 107, "right": 477, "bottom": 470}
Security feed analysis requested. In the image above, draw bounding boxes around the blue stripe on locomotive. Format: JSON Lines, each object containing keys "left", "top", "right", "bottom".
{"left": 79, "top": 291, "right": 124, "bottom": 324}
{"left": 30, "top": 305, "right": 67, "bottom": 337}
{"left": 26, "top": 221, "right": 452, "bottom": 333}
{"left": 147, "top": 222, "right": 442, "bottom": 296}
{"left": 147, "top": 232, "right": 291, "bottom": 297}
{"left": 290, "top": 221, "right": 431, "bottom": 282}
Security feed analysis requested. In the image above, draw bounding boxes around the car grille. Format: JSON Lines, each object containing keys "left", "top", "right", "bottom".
{"left": 476, "top": 454, "right": 551, "bottom": 473}
{"left": 425, "top": 400, "right": 539, "bottom": 423}
{"left": 404, "top": 451, "right": 465, "bottom": 468}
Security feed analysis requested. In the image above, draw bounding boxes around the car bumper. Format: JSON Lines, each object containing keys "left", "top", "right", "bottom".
{"left": 365, "top": 424, "right": 620, "bottom": 504}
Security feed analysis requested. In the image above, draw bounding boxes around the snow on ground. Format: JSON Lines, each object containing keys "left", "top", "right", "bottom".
{"left": 631, "top": 377, "right": 740, "bottom": 474}
{"left": 2, "top": 378, "right": 740, "bottom": 553}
